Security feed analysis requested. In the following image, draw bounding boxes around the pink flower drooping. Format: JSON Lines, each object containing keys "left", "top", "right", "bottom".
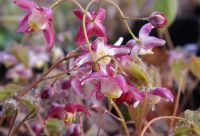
{"left": 13, "top": 0, "right": 54, "bottom": 49}
{"left": 74, "top": 8, "right": 107, "bottom": 45}
{"left": 127, "top": 23, "right": 166, "bottom": 56}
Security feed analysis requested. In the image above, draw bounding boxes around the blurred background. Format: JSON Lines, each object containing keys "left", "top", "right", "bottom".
{"left": 1, "top": 0, "right": 200, "bottom": 135}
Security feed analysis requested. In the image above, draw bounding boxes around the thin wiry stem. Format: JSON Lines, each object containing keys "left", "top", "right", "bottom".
{"left": 37, "top": 113, "right": 50, "bottom": 136}
{"left": 141, "top": 116, "right": 185, "bottom": 136}
{"left": 110, "top": 99, "right": 130, "bottom": 136}
{"left": 24, "top": 122, "right": 37, "bottom": 136}
{"left": 50, "top": 0, "right": 85, "bottom": 11}
{"left": 50, "top": 0, "right": 64, "bottom": 9}
{"left": 10, "top": 110, "right": 35, "bottom": 136}
{"left": 169, "top": 76, "right": 184, "bottom": 132}
{"left": 103, "top": 0, "right": 139, "bottom": 42}
{"left": 138, "top": 91, "right": 148, "bottom": 135}
{"left": 8, "top": 110, "right": 18, "bottom": 136}
{"left": 123, "top": 16, "right": 148, "bottom": 21}
{"left": 82, "top": 0, "right": 98, "bottom": 65}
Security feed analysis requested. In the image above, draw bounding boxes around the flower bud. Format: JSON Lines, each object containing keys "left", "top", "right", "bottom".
{"left": 40, "top": 85, "right": 54, "bottom": 99}
{"left": 148, "top": 12, "right": 167, "bottom": 28}
{"left": 31, "top": 123, "right": 42, "bottom": 135}
{"left": 62, "top": 79, "right": 71, "bottom": 90}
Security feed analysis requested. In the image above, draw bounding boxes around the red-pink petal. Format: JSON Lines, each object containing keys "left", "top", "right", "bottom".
{"left": 114, "top": 75, "right": 129, "bottom": 93}
{"left": 142, "top": 36, "right": 166, "bottom": 49}
{"left": 74, "top": 53, "right": 92, "bottom": 67}
{"left": 65, "top": 103, "right": 76, "bottom": 113}
{"left": 95, "top": 8, "right": 106, "bottom": 22}
{"left": 151, "top": 87, "right": 174, "bottom": 102}
{"left": 71, "top": 78, "right": 84, "bottom": 96}
{"left": 95, "top": 81, "right": 104, "bottom": 100}
{"left": 139, "top": 23, "right": 154, "bottom": 39}
{"left": 13, "top": 0, "right": 38, "bottom": 11}
{"left": 94, "top": 23, "right": 107, "bottom": 38}
{"left": 73, "top": 9, "right": 84, "bottom": 20}
{"left": 17, "top": 14, "right": 31, "bottom": 33}
{"left": 75, "top": 24, "right": 94, "bottom": 45}
{"left": 43, "top": 23, "right": 54, "bottom": 50}
{"left": 75, "top": 104, "right": 90, "bottom": 116}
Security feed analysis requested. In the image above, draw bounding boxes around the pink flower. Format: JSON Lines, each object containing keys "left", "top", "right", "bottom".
{"left": 150, "top": 87, "right": 174, "bottom": 102}
{"left": 0, "top": 52, "right": 18, "bottom": 67}
{"left": 13, "top": 0, "right": 54, "bottom": 49}
{"left": 73, "top": 38, "right": 130, "bottom": 67}
{"left": 126, "top": 23, "right": 166, "bottom": 56}
{"left": 148, "top": 12, "right": 167, "bottom": 28}
{"left": 47, "top": 102, "right": 89, "bottom": 125}
{"left": 80, "top": 72, "right": 129, "bottom": 99}
{"left": 74, "top": 8, "right": 107, "bottom": 45}
{"left": 6, "top": 64, "right": 33, "bottom": 82}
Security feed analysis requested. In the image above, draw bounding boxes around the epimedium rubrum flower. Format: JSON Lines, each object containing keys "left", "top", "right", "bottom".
{"left": 115, "top": 87, "right": 174, "bottom": 105}
{"left": 80, "top": 72, "right": 129, "bottom": 99}
{"left": 148, "top": 12, "right": 168, "bottom": 28}
{"left": 73, "top": 37, "right": 130, "bottom": 67}
{"left": 74, "top": 8, "right": 107, "bottom": 45}
{"left": 127, "top": 23, "right": 166, "bottom": 56}
{"left": 13, "top": 0, "right": 54, "bottom": 49}
{"left": 40, "top": 84, "right": 54, "bottom": 100}
{"left": 150, "top": 87, "right": 174, "bottom": 102}
{"left": 47, "top": 103, "right": 89, "bottom": 125}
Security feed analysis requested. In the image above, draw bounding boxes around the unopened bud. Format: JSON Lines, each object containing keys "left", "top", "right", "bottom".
{"left": 148, "top": 12, "right": 167, "bottom": 28}
{"left": 40, "top": 85, "right": 54, "bottom": 99}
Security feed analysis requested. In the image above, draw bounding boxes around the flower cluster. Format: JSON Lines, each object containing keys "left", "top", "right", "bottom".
{"left": 10, "top": 0, "right": 175, "bottom": 135}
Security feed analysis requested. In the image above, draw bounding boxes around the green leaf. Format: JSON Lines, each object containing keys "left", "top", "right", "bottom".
{"left": 0, "top": 84, "right": 20, "bottom": 101}
{"left": 192, "top": 123, "right": 200, "bottom": 135}
{"left": 11, "top": 43, "right": 29, "bottom": 67}
{"left": 46, "top": 119, "right": 66, "bottom": 136}
{"left": 174, "top": 127, "right": 192, "bottom": 136}
{"left": 175, "top": 109, "right": 200, "bottom": 135}
{"left": 190, "top": 56, "right": 200, "bottom": 80}
{"left": 153, "top": 0, "right": 178, "bottom": 33}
